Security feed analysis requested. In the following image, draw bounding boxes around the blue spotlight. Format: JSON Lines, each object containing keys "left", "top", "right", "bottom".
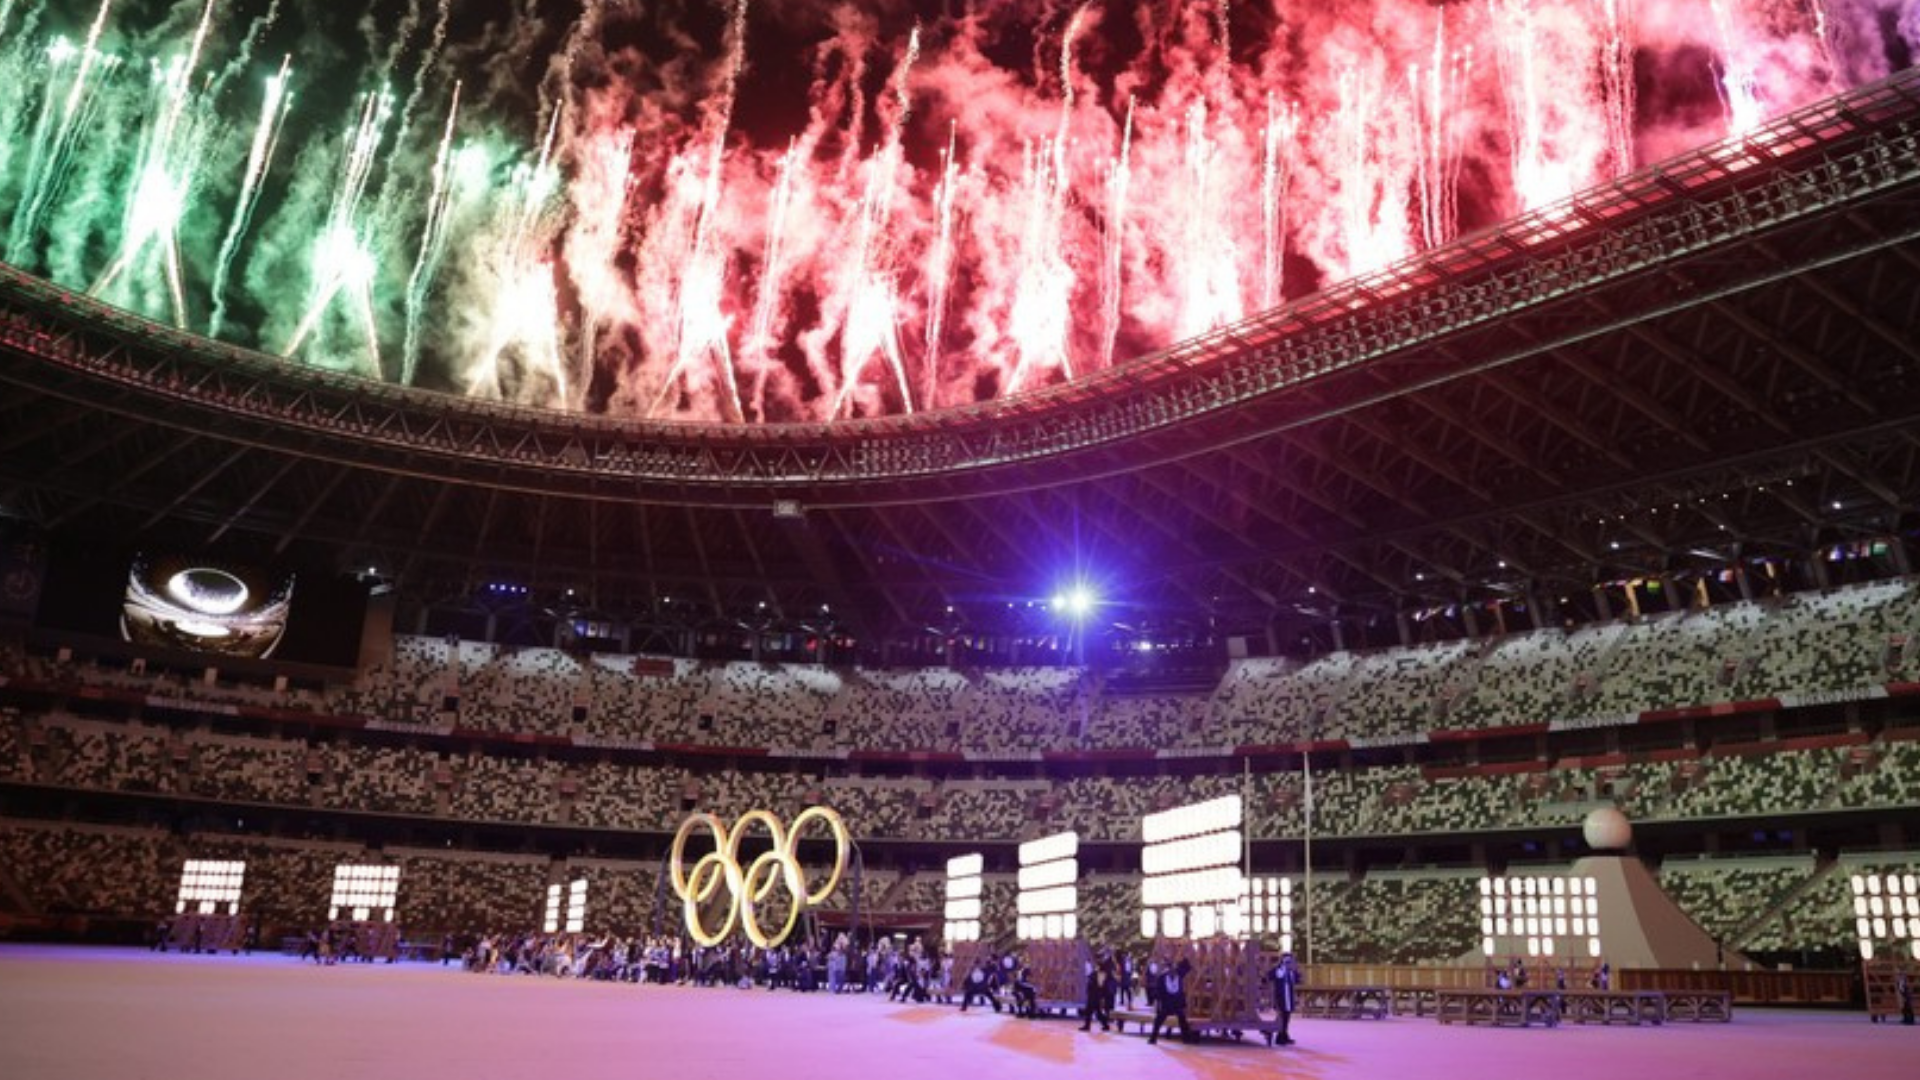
{"left": 1052, "top": 584, "right": 1096, "bottom": 619}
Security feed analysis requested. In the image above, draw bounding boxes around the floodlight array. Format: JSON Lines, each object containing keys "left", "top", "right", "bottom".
{"left": 1017, "top": 833, "right": 1078, "bottom": 941}
{"left": 1241, "top": 876, "right": 1294, "bottom": 951}
{"left": 175, "top": 859, "right": 245, "bottom": 916}
{"left": 1852, "top": 872, "right": 1920, "bottom": 961}
{"left": 1141, "top": 796, "right": 1245, "bottom": 940}
{"left": 1478, "top": 875, "right": 1601, "bottom": 959}
{"left": 945, "top": 853, "right": 984, "bottom": 942}
{"left": 329, "top": 863, "right": 400, "bottom": 923}
{"left": 544, "top": 878, "right": 589, "bottom": 935}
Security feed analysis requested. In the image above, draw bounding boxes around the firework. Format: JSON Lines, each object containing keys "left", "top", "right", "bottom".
{"left": 0, "top": 0, "right": 1903, "bottom": 423}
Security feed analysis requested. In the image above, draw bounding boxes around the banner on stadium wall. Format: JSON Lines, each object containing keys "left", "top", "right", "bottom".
{"left": 1778, "top": 686, "right": 1888, "bottom": 709}
{"left": 1547, "top": 713, "right": 1638, "bottom": 733}
{"left": 632, "top": 656, "right": 674, "bottom": 678}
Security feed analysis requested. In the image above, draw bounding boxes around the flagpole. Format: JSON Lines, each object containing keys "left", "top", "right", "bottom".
{"left": 1303, "top": 746, "right": 1314, "bottom": 968}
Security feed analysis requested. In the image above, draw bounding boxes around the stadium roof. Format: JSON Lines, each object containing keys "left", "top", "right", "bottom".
{"left": 4, "top": 70, "right": 1920, "bottom": 646}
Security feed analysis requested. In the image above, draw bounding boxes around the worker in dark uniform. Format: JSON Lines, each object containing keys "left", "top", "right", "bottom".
{"left": 1148, "top": 957, "right": 1194, "bottom": 1045}
{"left": 1012, "top": 963, "right": 1040, "bottom": 1018}
{"left": 1270, "top": 952, "right": 1300, "bottom": 1046}
{"left": 1079, "top": 952, "right": 1116, "bottom": 1032}
{"left": 959, "top": 958, "right": 998, "bottom": 1013}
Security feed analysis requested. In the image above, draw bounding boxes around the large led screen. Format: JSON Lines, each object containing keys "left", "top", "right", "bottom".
{"left": 36, "top": 546, "right": 367, "bottom": 669}
{"left": 122, "top": 554, "right": 295, "bottom": 659}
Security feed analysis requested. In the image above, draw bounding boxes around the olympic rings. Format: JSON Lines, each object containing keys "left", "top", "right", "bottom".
{"left": 669, "top": 806, "right": 850, "bottom": 948}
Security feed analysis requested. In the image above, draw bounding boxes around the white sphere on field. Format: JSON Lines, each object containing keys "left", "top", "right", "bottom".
{"left": 1583, "top": 807, "right": 1632, "bottom": 851}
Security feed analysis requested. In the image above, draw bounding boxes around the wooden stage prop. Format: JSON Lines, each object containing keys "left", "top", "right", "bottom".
{"left": 948, "top": 940, "right": 990, "bottom": 976}
{"left": 335, "top": 920, "right": 401, "bottom": 962}
{"left": 1023, "top": 939, "right": 1093, "bottom": 1016}
{"left": 1111, "top": 938, "right": 1291, "bottom": 1044}
{"left": 1556, "top": 990, "right": 1670, "bottom": 1025}
{"left": 1862, "top": 958, "right": 1919, "bottom": 1024}
{"left": 1293, "top": 983, "right": 1391, "bottom": 1020}
{"left": 1436, "top": 989, "right": 1566, "bottom": 1027}
{"left": 1436, "top": 988, "right": 1727, "bottom": 1027}
{"left": 165, "top": 913, "right": 246, "bottom": 953}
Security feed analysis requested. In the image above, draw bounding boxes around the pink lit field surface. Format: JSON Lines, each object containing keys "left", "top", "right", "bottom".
{"left": 2, "top": 945, "right": 1914, "bottom": 1080}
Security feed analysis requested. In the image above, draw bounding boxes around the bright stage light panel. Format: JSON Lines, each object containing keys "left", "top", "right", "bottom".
{"left": 1019, "top": 832, "right": 1079, "bottom": 866}
{"left": 1239, "top": 875, "right": 1294, "bottom": 950}
{"left": 329, "top": 863, "right": 400, "bottom": 923}
{"left": 1853, "top": 870, "right": 1920, "bottom": 961}
{"left": 945, "top": 850, "right": 984, "bottom": 943}
{"left": 1017, "top": 832, "right": 1078, "bottom": 941}
{"left": 175, "top": 859, "right": 246, "bottom": 916}
{"left": 1141, "top": 866, "right": 1243, "bottom": 907}
{"left": 1141, "top": 796, "right": 1248, "bottom": 940}
{"left": 1017, "top": 858, "right": 1078, "bottom": 891}
{"left": 1017, "top": 885, "right": 1077, "bottom": 916}
{"left": 1142, "top": 795, "right": 1243, "bottom": 844}
{"left": 543, "top": 878, "right": 589, "bottom": 934}
{"left": 1477, "top": 874, "right": 1599, "bottom": 958}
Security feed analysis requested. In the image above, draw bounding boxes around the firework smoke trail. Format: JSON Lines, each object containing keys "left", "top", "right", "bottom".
{"left": 210, "top": 0, "right": 278, "bottom": 95}
{"left": 1326, "top": 51, "right": 1416, "bottom": 279}
{"left": 562, "top": 123, "right": 633, "bottom": 411}
{"left": 1808, "top": 0, "right": 1838, "bottom": 86}
{"left": 545, "top": 0, "right": 621, "bottom": 408}
{"left": 1258, "top": 94, "right": 1294, "bottom": 310}
{"left": 828, "top": 23, "right": 923, "bottom": 419}
{"left": 0, "top": 0, "right": 49, "bottom": 194}
{"left": 1412, "top": 11, "right": 1467, "bottom": 249}
{"left": 646, "top": 0, "right": 751, "bottom": 422}
{"left": 548, "top": 0, "right": 608, "bottom": 126}
{"left": 392, "top": 0, "right": 452, "bottom": 159}
{"left": 0, "top": 0, "right": 33, "bottom": 53}
{"left": 1097, "top": 98, "right": 1135, "bottom": 371}
{"left": 1148, "top": 2, "right": 1246, "bottom": 344}
{"left": 466, "top": 111, "right": 568, "bottom": 404}
{"left": 209, "top": 56, "right": 292, "bottom": 340}
{"left": 1002, "top": 138, "right": 1072, "bottom": 397}
{"left": 91, "top": 0, "right": 220, "bottom": 328}
{"left": 380, "top": 0, "right": 424, "bottom": 86}
{"left": 748, "top": 137, "right": 801, "bottom": 418}
{"left": 919, "top": 123, "right": 959, "bottom": 408}
{"left": 1490, "top": 0, "right": 1552, "bottom": 210}
{"left": 400, "top": 81, "right": 461, "bottom": 386}
{"left": 282, "top": 89, "right": 394, "bottom": 375}
{"left": 7, "top": 0, "right": 117, "bottom": 262}
{"left": 1708, "top": 0, "right": 1766, "bottom": 135}
{"left": 1171, "top": 99, "right": 1246, "bottom": 338}
{"left": 546, "top": 0, "right": 620, "bottom": 405}
{"left": 1490, "top": 0, "right": 1627, "bottom": 211}
{"left": 1595, "top": 0, "right": 1636, "bottom": 176}
{"left": 1002, "top": 9, "right": 1089, "bottom": 397}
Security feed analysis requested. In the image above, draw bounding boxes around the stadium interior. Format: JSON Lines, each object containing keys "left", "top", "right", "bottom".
{"left": 1, "top": 9, "right": 1920, "bottom": 1073}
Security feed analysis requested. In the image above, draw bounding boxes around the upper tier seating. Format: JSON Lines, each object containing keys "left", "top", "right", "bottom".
{"left": 6, "top": 576, "right": 1917, "bottom": 754}
{"left": 1656, "top": 854, "right": 1819, "bottom": 949}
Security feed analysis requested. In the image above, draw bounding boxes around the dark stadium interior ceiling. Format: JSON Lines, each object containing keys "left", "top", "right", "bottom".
{"left": 5, "top": 79, "right": 1920, "bottom": 647}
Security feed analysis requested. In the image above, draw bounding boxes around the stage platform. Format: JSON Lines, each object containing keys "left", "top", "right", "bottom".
{"left": 0, "top": 945, "right": 1911, "bottom": 1080}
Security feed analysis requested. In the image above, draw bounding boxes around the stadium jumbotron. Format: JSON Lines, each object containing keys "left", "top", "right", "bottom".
{"left": 3, "top": 3, "right": 1920, "bottom": 1079}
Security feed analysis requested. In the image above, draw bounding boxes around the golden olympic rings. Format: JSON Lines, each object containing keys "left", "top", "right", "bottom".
{"left": 669, "top": 806, "right": 850, "bottom": 948}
